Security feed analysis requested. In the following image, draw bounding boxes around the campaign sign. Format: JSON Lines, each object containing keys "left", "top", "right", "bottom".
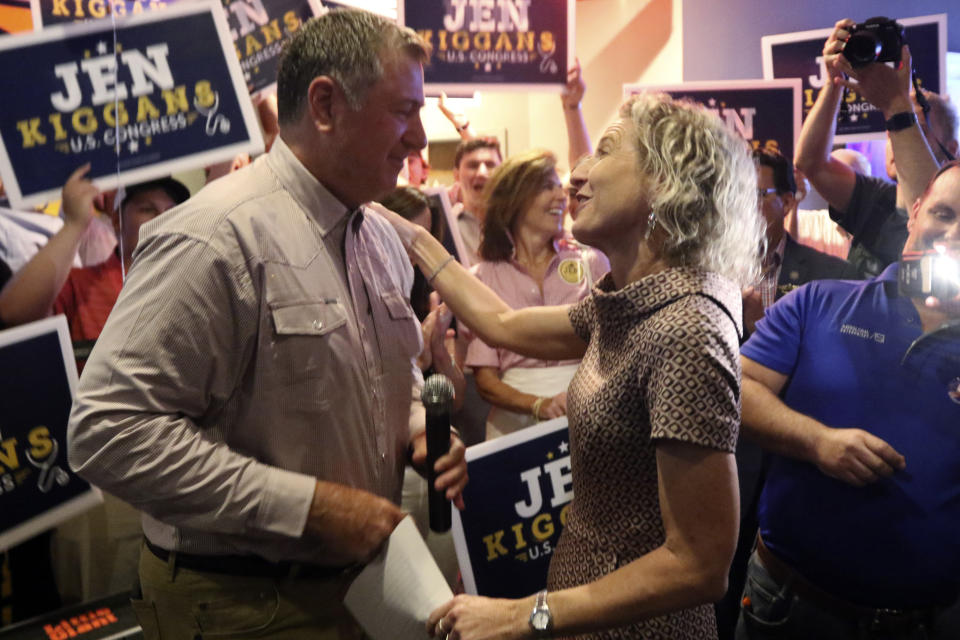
{"left": 225, "top": 0, "right": 322, "bottom": 95}
{"left": 421, "top": 186, "right": 472, "bottom": 268}
{"left": 0, "top": 0, "right": 264, "bottom": 209}
{"left": 29, "top": 0, "right": 174, "bottom": 30}
{"left": 452, "top": 417, "right": 571, "bottom": 598}
{"left": 0, "top": 592, "right": 142, "bottom": 639}
{"left": 623, "top": 80, "right": 802, "bottom": 161}
{"left": 762, "top": 14, "right": 946, "bottom": 142}
{"left": 399, "top": 0, "right": 575, "bottom": 94}
{"left": 0, "top": 316, "right": 101, "bottom": 552}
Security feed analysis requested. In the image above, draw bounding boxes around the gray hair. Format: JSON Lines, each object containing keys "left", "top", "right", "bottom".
{"left": 276, "top": 8, "right": 430, "bottom": 124}
{"left": 622, "top": 93, "right": 766, "bottom": 287}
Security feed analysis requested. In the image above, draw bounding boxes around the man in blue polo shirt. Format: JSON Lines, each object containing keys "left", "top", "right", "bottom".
{"left": 736, "top": 160, "right": 960, "bottom": 639}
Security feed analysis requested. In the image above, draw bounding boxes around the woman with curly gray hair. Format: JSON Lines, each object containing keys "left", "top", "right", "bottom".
{"left": 374, "top": 92, "right": 765, "bottom": 640}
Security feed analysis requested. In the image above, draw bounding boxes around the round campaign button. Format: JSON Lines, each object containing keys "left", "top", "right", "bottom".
{"left": 558, "top": 259, "right": 584, "bottom": 284}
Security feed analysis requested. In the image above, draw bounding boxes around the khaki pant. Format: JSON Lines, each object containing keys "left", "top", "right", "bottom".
{"left": 133, "top": 543, "right": 366, "bottom": 639}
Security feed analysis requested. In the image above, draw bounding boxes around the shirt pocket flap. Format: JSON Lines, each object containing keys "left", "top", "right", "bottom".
{"left": 270, "top": 300, "right": 347, "bottom": 336}
{"left": 383, "top": 291, "right": 415, "bottom": 321}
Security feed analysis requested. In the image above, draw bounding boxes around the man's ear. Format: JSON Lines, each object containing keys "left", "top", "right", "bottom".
{"left": 307, "top": 76, "right": 337, "bottom": 132}
{"left": 782, "top": 191, "right": 797, "bottom": 217}
{"left": 907, "top": 195, "right": 922, "bottom": 233}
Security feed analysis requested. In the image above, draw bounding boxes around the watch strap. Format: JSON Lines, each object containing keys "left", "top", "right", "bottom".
{"left": 885, "top": 111, "right": 918, "bottom": 132}
{"left": 529, "top": 589, "right": 552, "bottom": 637}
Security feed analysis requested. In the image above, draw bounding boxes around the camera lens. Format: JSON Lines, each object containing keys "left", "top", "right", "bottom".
{"left": 843, "top": 32, "right": 881, "bottom": 67}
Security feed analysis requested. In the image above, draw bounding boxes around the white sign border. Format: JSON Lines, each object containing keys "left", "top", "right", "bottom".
{"left": 451, "top": 416, "right": 569, "bottom": 596}
{"left": 398, "top": 0, "right": 575, "bottom": 95}
{"left": 0, "top": 0, "right": 265, "bottom": 210}
{"left": 622, "top": 79, "right": 803, "bottom": 157}
{"left": 0, "top": 315, "right": 103, "bottom": 552}
{"left": 421, "top": 185, "right": 472, "bottom": 269}
{"left": 760, "top": 14, "right": 948, "bottom": 144}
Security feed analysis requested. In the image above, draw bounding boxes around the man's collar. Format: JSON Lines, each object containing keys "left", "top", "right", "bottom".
{"left": 764, "top": 234, "right": 787, "bottom": 269}
{"left": 266, "top": 136, "right": 352, "bottom": 236}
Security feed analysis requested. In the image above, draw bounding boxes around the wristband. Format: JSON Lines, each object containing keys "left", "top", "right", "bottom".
{"left": 531, "top": 397, "right": 546, "bottom": 421}
{"left": 885, "top": 111, "right": 917, "bottom": 132}
{"left": 426, "top": 255, "right": 455, "bottom": 284}
{"left": 456, "top": 121, "right": 470, "bottom": 132}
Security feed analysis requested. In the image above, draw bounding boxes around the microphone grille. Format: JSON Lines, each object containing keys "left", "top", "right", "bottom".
{"left": 423, "top": 373, "right": 455, "bottom": 406}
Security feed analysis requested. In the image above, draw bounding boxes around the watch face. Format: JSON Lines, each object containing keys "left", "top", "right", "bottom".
{"left": 532, "top": 610, "right": 551, "bottom": 630}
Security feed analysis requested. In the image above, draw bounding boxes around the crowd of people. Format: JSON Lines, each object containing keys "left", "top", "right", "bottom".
{"left": 0, "top": 7, "right": 958, "bottom": 640}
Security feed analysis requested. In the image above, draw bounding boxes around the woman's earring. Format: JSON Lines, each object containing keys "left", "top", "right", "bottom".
{"left": 644, "top": 211, "right": 657, "bottom": 241}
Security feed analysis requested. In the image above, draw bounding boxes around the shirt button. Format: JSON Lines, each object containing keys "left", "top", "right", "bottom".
{"left": 312, "top": 319, "right": 323, "bottom": 330}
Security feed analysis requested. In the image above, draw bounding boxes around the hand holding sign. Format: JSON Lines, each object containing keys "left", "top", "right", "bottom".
{"left": 62, "top": 164, "right": 100, "bottom": 232}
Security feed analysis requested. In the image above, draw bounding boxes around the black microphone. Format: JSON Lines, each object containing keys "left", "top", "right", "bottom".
{"left": 422, "top": 373, "right": 454, "bottom": 532}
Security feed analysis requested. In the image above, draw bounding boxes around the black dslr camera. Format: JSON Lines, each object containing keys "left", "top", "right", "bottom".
{"left": 841, "top": 17, "right": 905, "bottom": 68}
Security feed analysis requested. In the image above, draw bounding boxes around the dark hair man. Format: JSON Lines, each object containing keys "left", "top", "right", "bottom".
{"left": 795, "top": 18, "right": 958, "bottom": 278}
{"left": 451, "top": 136, "right": 501, "bottom": 265}
{"left": 68, "top": 9, "right": 467, "bottom": 637}
{"left": 736, "top": 161, "right": 960, "bottom": 639}
{"left": 743, "top": 148, "right": 860, "bottom": 334}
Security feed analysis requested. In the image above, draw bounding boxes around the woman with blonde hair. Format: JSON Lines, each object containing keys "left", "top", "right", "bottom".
{"left": 375, "top": 91, "right": 765, "bottom": 639}
{"left": 468, "top": 149, "right": 608, "bottom": 438}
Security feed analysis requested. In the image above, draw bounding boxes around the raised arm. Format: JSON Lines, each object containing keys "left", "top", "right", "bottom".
{"left": 741, "top": 356, "right": 905, "bottom": 486}
{"left": 0, "top": 165, "right": 98, "bottom": 325}
{"left": 438, "top": 91, "right": 477, "bottom": 141}
{"left": 562, "top": 59, "right": 592, "bottom": 168}
{"left": 370, "top": 203, "right": 587, "bottom": 361}
{"left": 794, "top": 20, "right": 857, "bottom": 212}
{"left": 835, "top": 44, "right": 939, "bottom": 209}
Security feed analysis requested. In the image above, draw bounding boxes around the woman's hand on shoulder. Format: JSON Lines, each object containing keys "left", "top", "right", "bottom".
{"left": 368, "top": 201, "right": 424, "bottom": 252}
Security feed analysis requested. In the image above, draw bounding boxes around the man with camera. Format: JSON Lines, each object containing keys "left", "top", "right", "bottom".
{"left": 796, "top": 18, "right": 958, "bottom": 278}
{"left": 735, "top": 157, "right": 960, "bottom": 638}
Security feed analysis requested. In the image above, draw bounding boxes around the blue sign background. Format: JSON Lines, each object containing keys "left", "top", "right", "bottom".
{"left": 666, "top": 86, "right": 797, "bottom": 161}
{"left": 226, "top": 0, "right": 319, "bottom": 94}
{"left": 626, "top": 83, "right": 799, "bottom": 161}
{"left": 0, "top": 330, "right": 90, "bottom": 535}
{"left": 456, "top": 422, "right": 571, "bottom": 598}
{"left": 768, "top": 22, "right": 942, "bottom": 139}
{"left": 403, "top": 0, "right": 568, "bottom": 88}
{"left": 0, "top": 8, "right": 254, "bottom": 202}
{"left": 34, "top": 0, "right": 174, "bottom": 27}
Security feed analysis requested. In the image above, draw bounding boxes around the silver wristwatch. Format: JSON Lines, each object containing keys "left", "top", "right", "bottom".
{"left": 529, "top": 589, "right": 553, "bottom": 637}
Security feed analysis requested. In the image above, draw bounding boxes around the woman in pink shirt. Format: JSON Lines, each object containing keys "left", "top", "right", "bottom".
{"left": 468, "top": 150, "right": 608, "bottom": 438}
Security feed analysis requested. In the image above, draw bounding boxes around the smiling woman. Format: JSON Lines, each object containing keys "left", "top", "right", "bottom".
{"left": 466, "top": 149, "right": 609, "bottom": 438}
{"left": 375, "top": 91, "right": 766, "bottom": 640}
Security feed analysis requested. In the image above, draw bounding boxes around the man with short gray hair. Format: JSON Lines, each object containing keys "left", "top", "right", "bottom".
{"left": 68, "top": 9, "right": 467, "bottom": 637}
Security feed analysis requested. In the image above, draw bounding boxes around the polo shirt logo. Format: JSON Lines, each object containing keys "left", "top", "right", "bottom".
{"left": 839, "top": 323, "right": 885, "bottom": 344}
